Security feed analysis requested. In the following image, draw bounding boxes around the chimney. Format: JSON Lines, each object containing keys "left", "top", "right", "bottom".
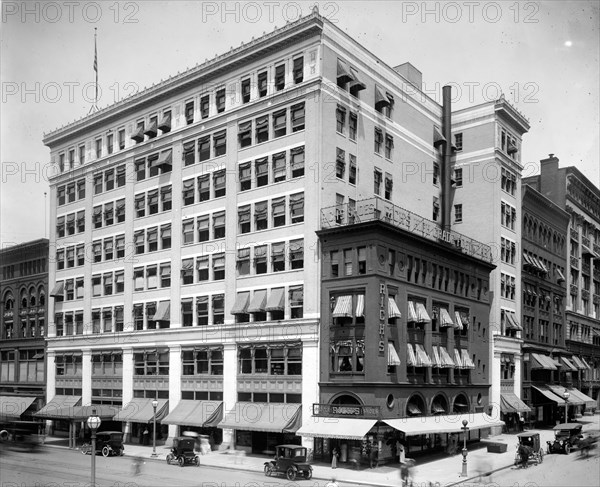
{"left": 393, "top": 62, "right": 422, "bottom": 89}
{"left": 441, "top": 85, "right": 453, "bottom": 233}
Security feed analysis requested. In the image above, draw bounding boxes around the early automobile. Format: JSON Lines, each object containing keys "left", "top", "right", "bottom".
{"left": 0, "top": 421, "right": 45, "bottom": 452}
{"left": 80, "top": 431, "right": 124, "bottom": 457}
{"left": 547, "top": 423, "right": 583, "bottom": 454}
{"left": 578, "top": 431, "right": 599, "bottom": 457}
{"left": 166, "top": 436, "right": 200, "bottom": 467}
{"left": 264, "top": 444, "right": 312, "bottom": 481}
{"left": 514, "top": 432, "right": 543, "bottom": 467}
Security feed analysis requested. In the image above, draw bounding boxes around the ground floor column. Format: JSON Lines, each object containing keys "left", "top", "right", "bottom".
{"left": 221, "top": 343, "right": 237, "bottom": 448}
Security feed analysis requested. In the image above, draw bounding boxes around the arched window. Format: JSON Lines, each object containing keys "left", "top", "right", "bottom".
{"left": 431, "top": 394, "right": 448, "bottom": 415}
{"left": 453, "top": 393, "right": 469, "bottom": 413}
{"left": 29, "top": 286, "right": 36, "bottom": 307}
{"left": 406, "top": 394, "right": 425, "bottom": 417}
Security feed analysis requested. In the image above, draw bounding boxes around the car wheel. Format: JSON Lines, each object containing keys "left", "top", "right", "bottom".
{"left": 305, "top": 468, "right": 313, "bottom": 480}
{"left": 81, "top": 443, "right": 91, "bottom": 455}
{"left": 194, "top": 455, "right": 200, "bottom": 466}
{"left": 565, "top": 444, "right": 570, "bottom": 455}
{"left": 264, "top": 464, "right": 273, "bottom": 477}
{"left": 286, "top": 467, "right": 296, "bottom": 481}
{"left": 119, "top": 447, "right": 124, "bottom": 456}
{"left": 166, "top": 454, "right": 173, "bottom": 465}
{"left": 102, "top": 446, "right": 111, "bottom": 457}
{"left": 178, "top": 456, "right": 185, "bottom": 467}
{"left": 538, "top": 449, "right": 544, "bottom": 463}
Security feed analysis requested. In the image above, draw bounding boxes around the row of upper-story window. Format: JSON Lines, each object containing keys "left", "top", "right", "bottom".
{"left": 325, "top": 246, "right": 487, "bottom": 301}
{"left": 0, "top": 350, "right": 45, "bottom": 382}
{"left": 237, "top": 192, "right": 304, "bottom": 234}
{"left": 55, "top": 54, "right": 308, "bottom": 173}
{"left": 500, "top": 273, "right": 516, "bottom": 300}
{"left": 236, "top": 239, "right": 304, "bottom": 277}
{"left": 231, "top": 286, "right": 304, "bottom": 323}
{"left": 522, "top": 285, "right": 563, "bottom": 314}
{"left": 522, "top": 315, "right": 564, "bottom": 347}
{"left": 53, "top": 269, "right": 125, "bottom": 301}
{"left": 238, "top": 102, "right": 305, "bottom": 148}
{"left": 2, "top": 286, "right": 46, "bottom": 311}
{"left": 1, "top": 259, "right": 47, "bottom": 281}
{"left": 522, "top": 250, "right": 565, "bottom": 285}
{"left": 523, "top": 214, "right": 566, "bottom": 254}
{"left": 237, "top": 146, "right": 305, "bottom": 192}
{"left": 1, "top": 316, "right": 45, "bottom": 341}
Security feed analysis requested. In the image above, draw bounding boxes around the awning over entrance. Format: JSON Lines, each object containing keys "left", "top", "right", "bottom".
{"left": 296, "top": 417, "right": 377, "bottom": 440}
{"left": 530, "top": 353, "right": 557, "bottom": 370}
{"left": 113, "top": 398, "right": 169, "bottom": 423}
{"left": 162, "top": 401, "right": 223, "bottom": 427}
{"left": 34, "top": 395, "right": 81, "bottom": 419}
{"left": 531, "top": 385, "right": 566, "bottom": 405}
{"left": 500, "top": 393, "right": 532, "bottom": 413}
{"left": 546, "top": 385, "right": 584, "bottom": 406}
{"left": 567, "top": 388, "right": 596, "bottom": 409}
{"left": 384, "top": 413, "right": 504, "bottom": 437}
{"left": 218, "top": 402, "right": 301, "bottom": 433}
{"left": 0, "top": 396, "right": 37, "bottom": 420}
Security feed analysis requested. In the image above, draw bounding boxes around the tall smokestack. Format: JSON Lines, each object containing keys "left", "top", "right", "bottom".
{"left": 441, "top": 85, "right": 453, "bottom": 232}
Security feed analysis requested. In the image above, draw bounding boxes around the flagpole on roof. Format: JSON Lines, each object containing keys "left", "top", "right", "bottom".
{"left": 89, "top": 28, "right": 99, "bottom": 114}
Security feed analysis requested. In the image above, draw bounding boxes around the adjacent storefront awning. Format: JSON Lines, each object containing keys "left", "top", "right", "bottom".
{"left": 530, "top": 353, "right": 557, "bottom": 370}
{"left": 297, "top": 417, "right": 377, "bottom": 440}
{"left": 560, "top": 357, "right": 578, "bottom": 372}
{"left": 113, "top": 398, "right": 169, "bottom": 423}
{"left": 547, "top": 385, "right": 584, "bottom": 406}
{"left": 567, "top": 388, "right": 596, "bottom": 409}
{"left": 531, "top": 385, "right": 566, "bottom": 405}
{"left": 0, "top": 396, "right": 37, "bottom": 420}
{"left": 384, "top": 413, "right": 504, "bottom": 437}
{"left": 162, "top": 400, "right": 223, "bottom": 427}
{"left": 500, "top": 393, "right": 532, "bottom": 413}
{"left": 33, "top": 395, "right": 82, "bottom": 419}
{"left": 219, "top": 402, "right": 301, "bottom": 433}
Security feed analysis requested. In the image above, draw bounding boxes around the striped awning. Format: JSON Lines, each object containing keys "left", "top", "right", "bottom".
{"left": 297, "top": 417, "right": 376, "bottom": 440}
{"left": 414, "top": 344, "right": 433, "bottom": 367}
{"left": 415, "top": 303, "right": 431, "bottom": 323}
{"left": 454, "top": 311, "right": 464, "bottom": 330}
{"left": 231, "top": 292, "right": 250, "bottom": 315}
{"left": 355, "top": 295, "right": 365, "bottom": 318}
{"left": 34, "top": 395, "right": 82, "bottom": 419}
{"left": 388, "top": 297, "right": 402, "bottom": 318}
{"left": 113, "top": 398, "right": 169, "bottom": 422}
{"left": 407, "top": 301, "right": 419, "bottom": 322}
{"left": 461, "top": 350, "right": 475, "bottom": 369}
{"left": 439, "top": 347, "right": 455, "bottom": 368}
{"left": 506, "top": 311, "right": 522, "bottom": 330}
{"left": 248, "top": 290, "right": 267, "bottom": 313}
{"left": 388, "top": 342, "right": 401, "bottom": 366}
{"left": 570, "top": 355, "right": 587, "bottom": 370}
{"left": 531, "top": 385, "right": 565, "bottom": 405}
{"left": 454, "top": 349, "right": 464, "bottom": 369}
{"left": 384, "top": 413, "right": 504, "bottom": 437}
{"left": 332, "top": 295, "right": 352, "bottom": 318}
{"left": 547, "top": 385, "right": 584, "bottom": 406}
{"left": 265, "top": 288, "right": 285, "bottom": 311}
{"left": 500, "top": 393, "right": 532, "bottom": 413}
{"left": 406, "top": 344, "right": 417, "bottom": 367}
{"left": 439, "top": 308, "right": 454, "bottom": 327}
{"left": 162, "top": 401, "right": 223, "bottom": 427}
{"left": 567, "top": 388, "right": 596, "bottom": 409}
{"left": 432, "top": 346, "right": 442, "bottom": 368}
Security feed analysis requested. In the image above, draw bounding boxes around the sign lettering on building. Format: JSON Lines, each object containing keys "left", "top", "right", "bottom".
{"left": 379, "top": 282, "right": 386, "bottom": 356}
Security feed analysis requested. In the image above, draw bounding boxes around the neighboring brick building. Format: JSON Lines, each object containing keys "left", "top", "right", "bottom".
{"left": 524, "top": 155, "right": 600, "bottom": 412}
{"left": 0, "top": 239, "right": 48, "bottom": 421}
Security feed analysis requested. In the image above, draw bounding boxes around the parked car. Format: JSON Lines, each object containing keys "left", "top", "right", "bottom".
{"left": 166, "top": 437, "right": 200, "bottom": 467}
{"left": 547, "top": 423, "right": 583, "bottom": 454}
{"left": 80, "top": 431, "right": 124, "bottom": 457}
{"left": 264, "top": 444, "right": 312, "bottom": 481}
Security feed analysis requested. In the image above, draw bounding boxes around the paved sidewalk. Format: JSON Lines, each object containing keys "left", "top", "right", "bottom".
{"left": 44, "top": 414, "right": 600, "bottom": 486}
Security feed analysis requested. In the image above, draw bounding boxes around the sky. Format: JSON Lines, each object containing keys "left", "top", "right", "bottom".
{"left": 1, "top": 0, "right": 599, "bottom": 247}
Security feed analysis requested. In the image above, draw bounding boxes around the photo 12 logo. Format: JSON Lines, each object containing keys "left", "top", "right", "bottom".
{"left": 200, "top": 1, "right": 340, "bottom": 24}
{"left": 2, "top": 1, "right": 140, "bottom": 24}
{"left": 400, "top": 1, "right": 540, "bottom": 24}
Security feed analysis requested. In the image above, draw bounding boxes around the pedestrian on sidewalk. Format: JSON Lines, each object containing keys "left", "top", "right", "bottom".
{"left": 331, "top": 447, "right": 339, "bottom": 469}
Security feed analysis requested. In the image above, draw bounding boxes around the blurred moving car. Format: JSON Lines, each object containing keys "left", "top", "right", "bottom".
{"left": 0, "top": 421, "right": 45, "bottom": 452}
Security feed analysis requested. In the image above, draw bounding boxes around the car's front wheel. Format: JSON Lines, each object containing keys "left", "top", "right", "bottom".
{"left": 565, "top": 444, "right": 571, "bottom": 455}
{"left": 264, "top": 464, "right": 274, "bottom": 476}
{"left": 178, "top": 456, "right": 185, "bottom": 467}
{"left": 538, "top": 449, "right": 544, "bottom": 463}
{"left": 166, "top": 453, "right": 173, "bottom": 465}
{"left": 80, "top": 443, "right": 91, "bottom": 455}
{"left": 305, "top": 468, "right": 312, "bottom": 480}
{"left": 102, "top": 446, "right": 111, "bottom": 457}
{"left": 194, "top": 455, "right": 200, "bottom": 466}
{"left": 286, "top": 467, "right": 297, "bottom": 481}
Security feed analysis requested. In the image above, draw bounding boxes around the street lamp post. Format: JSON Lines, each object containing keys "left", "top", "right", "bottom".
{"left": 151, "top": 399, "right": 158, "bottom": 457}
{"left": 460, "top": 420, "right": 469, "bottom": 477}
{"left": 563, "top": 389, "right": 570, "bottom": 423}
{"left": 87, "top": 408, "right": 102, "bottom": 487}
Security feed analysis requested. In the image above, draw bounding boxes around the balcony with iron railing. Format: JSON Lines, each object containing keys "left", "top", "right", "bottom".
{"left": 570, "top": 255, "right": 580, "bottom": 268}
{"left": 320, "top": 198, "right": 493, "bottom": 263}
{"left": 570, "top": 228, "right": 579, "bottom": 241}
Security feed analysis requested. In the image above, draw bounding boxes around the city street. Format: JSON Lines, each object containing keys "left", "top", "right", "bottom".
{"left": 0, "top": 446, "right": 319, "bottom": 487}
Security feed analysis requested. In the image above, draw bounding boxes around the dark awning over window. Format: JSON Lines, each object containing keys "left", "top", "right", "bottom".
{"left": 162, "top": 400, "right": 223, "bottom": 427}
{"left": 248, "top": 290, "right": 267, "bottom": 313}
{"left": 153, "top": 301, "right": 170, "bottom": 321}
{"left": 500, "top": 393, "right": 532, "bottom": 413}
{"left": 265, "top": 288, "right": 285, "bottom": 311}
{"left": 50, "top": 281, "right": 64, "bottom": 297}
{"left": 433, "top": 127, "right": 446, "bottom": 147}
{"left": 231, "top": 292, "right": 250, "bottom": 315}
{"left": 375, "top": 86, "right": 392, "bottom": 110}
{"left": 336, "top": 59, "right": 354, "bottom": 84}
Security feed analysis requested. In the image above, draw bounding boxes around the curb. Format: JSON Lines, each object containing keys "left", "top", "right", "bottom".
{"left": 445, "top": 463, "right": 514, "bottom": 487}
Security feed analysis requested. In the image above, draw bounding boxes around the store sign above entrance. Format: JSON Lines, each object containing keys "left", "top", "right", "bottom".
{"left": 313, "top": 403, "right": 380, "bottom": 418}
{"left": 379, "top": 282, "right": 387, "bottom": 357}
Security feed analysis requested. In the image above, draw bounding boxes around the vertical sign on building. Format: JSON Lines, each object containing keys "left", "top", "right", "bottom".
{"left": 379, "top": 282, "right": 386, "bottom": 356}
